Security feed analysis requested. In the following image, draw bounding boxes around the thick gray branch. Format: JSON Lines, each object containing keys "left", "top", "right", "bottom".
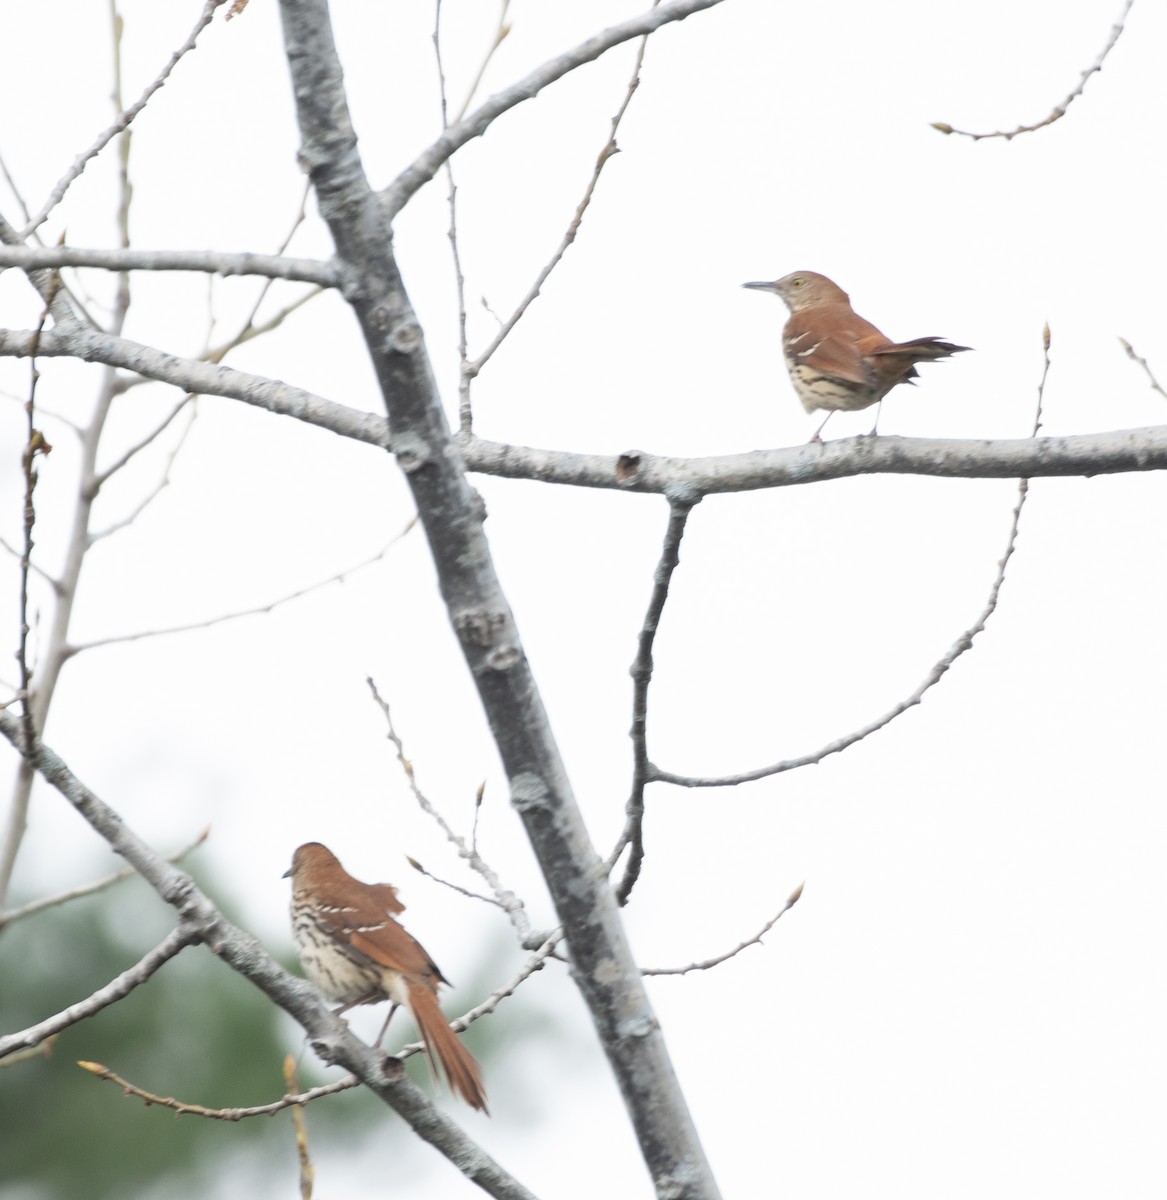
{"left": 0, "top": 245, "right": 339, "bottom": 286}
{"left": 381, "top": 0, "right": 726, "bottom": 217}
{"left": 277, "top": 0, "right": 720, "bottom": 1195}
{"left": 459, "top": 428, "right": 1167, "bottom": 492}
{"left": 0, "top": 326, "right": 390, "bottom": 448}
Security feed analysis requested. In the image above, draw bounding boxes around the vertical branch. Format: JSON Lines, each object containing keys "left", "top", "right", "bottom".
{"left": 17, "top": 282, "right": 60, "bottom": 754}
{"left": 431, "top": 0, "right": 473, "bottom": 433}
{"left": 614, "top": 487, "right": 697, "bottom": 904}
{"left": 0, "top": 2, "right": 137, "bottom": 911}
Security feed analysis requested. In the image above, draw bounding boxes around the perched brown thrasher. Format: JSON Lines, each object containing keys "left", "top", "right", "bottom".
{"left": 284, "top": 842, "right": 488, "bottom": 1112}
{"left": 742, "top": 270, "right": 970, "bottom": 440}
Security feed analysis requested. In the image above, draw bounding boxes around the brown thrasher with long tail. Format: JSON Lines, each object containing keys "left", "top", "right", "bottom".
{"left": 284, "top": 842, "right": 488, "bottom": 1112}
{"left": 742, "top": 270, "right": 970, "bottom": 440}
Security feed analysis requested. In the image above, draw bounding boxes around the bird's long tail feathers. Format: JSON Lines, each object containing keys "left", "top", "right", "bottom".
{"left": 407, "top": 979, "right": 489, "bottom": 1113}
{"left": 878, "top": 337, "right": 972, "bottom": 362}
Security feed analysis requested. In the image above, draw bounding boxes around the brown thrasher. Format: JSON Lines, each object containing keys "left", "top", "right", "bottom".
{"left": 742, "top": 270, "right": 970, "bottom": 440}
{"left": 284, "top": 842, "right": 488, "bottom": 1112}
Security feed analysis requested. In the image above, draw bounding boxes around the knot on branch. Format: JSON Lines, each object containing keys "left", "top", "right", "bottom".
{"left": 387, "top": 319, "right": 422, "bottom": 355}
{"left": 453, "top": 607, "right": 507, "bottom": 648}
{"left": 392, "top": 431, "right": 432, "bottom": 474}
{"left": 510, "top": 772, "right": 551, "bottom": 814}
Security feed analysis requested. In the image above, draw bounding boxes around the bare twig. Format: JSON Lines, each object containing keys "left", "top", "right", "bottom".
{"left": 933, "top": 0, "right": 1134, "bottom": 142}
{"left": 284, "top": 1056, "right": 315, "bottom": 1200}
{"left": 654, "top": 506, "right": 1024, "bottom": 786}
{"left": 88, "top": 407, "right": 198, "bottom": 541}
{"left": 77, "top": 1058, "right": 359, "bottom": 1120}
{"left": 643, "top": 883, "right": 803, "bottom": 976}
{"left": 381, "top": 0, "right": 726, "bottom": 217}
{"left": 1119, "top": 337, "right": 1167, "bottom": 403}
{"left": 466, "top": 11, "right": 656, "bottom": 385}
{"left": 17, "top": 273, "right": 61, "bottom": 756}
{"left": 206, "top": 287, "right": 325, "bottom": 363}
{"left": 0, "top": 536, "right": 57, "bottom": 588}
{"left": 432, "top": 0, "right": 473, "bottom": 433}
{"left": 216, "top": 176, "right": 317, "bottom": 351}
{"left": 93, "top": 396, "right": 193, "bottom": 487}
{"left": 0, "top": 826, "right": 209, "bottom": 931}
{"left": 471, "top": 780, "right": 485, "bottom": 855}
{"left": 68, "top": 521, "right": 417, "bottom": 654}
{"left": 0, "top": 925, "right": 201, "bottom": 1060}
{"left": 0, "top": 1035, "right": 57, "bottom": 1068}
{"left": 613, "top": 489, "right": 698, "bottom": 904}
{"left": 406, "top": 855, "right": 507, "bottom": 910}
{"left": 447, "top": 931, "right": 563, "bottom": 1028}
{"left": 366, "top": 677, "right": 531, "bottom": 941}
{"left": 0, "top": 148, "right": 34, "bottom": 227}
{"left": 453, "top": 1, "right": 512, "bottom": 123}
{"left": 20, "top": 0, "right": 229, "bottom": 239}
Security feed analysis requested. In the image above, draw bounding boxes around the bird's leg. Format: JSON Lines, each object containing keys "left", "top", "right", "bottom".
{"left": 810, "top": 411, "right": 835, "bottom": 443}
{"left": 332, "top": 991, "right": 381, "bottom": 1021}
{"left": 866, "top": 401, "right": 883, "bottom": 437}
{"left": 374, "top": 1003, "right": 400, "bottom": 1050}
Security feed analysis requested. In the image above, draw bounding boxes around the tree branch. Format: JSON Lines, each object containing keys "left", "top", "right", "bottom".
{"left": 76, "top": 1058, "right": 358, "bottom": 1121}
{"left": 381, "top": 0, "right": 726, "bottom": 217}
{"left": 0, "top": 825, "right": 209, "bottom": 931}
{"left": 458, "top": 428, "right": 1167, "bottom": 493}
{"left": 614, "top": 489, "right": 698, "bottom": 904}
{"left": 367, "top": 676, "right": 533, "bottom": 942}
{"left": 642, "top": 883, "right": 803, "bottom": 976}
{"left": 0, "top": 326, "right": 391, "bottom": 448}
{"left": 68, "top": 523, "right": 416, "bottom": 654}
{"left": 19, "top": 0, "right": 228, "bottom": 239}
{"left": 465, "top": 13, "right": 656, "bottom": 388}
{"left": 0, "top": 924, "right": 200, "bottom": 1060}
{"left": 0, "top": 245, "right": 338, "bottom": 286}
{"left": 932, "top": 0, "right": 1134, "bottom": 142}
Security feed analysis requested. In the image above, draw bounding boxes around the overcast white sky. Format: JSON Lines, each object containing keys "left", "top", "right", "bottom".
{"left": 2, "top": 1, "right": 1166, "bottom": 1197}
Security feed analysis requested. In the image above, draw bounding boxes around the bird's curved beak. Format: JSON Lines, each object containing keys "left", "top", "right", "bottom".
{"left": 741, "top": 280, "right": 776, "bottom": 293}
{"left": 281, "top": 866, "right": 293, "bottom": 878}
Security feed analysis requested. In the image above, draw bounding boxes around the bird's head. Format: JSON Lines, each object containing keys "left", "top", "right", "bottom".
{"left": 742, "top": 270, "right": 849, "bottom": 313}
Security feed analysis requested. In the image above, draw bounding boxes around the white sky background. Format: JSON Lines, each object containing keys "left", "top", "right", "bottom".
{"left": 2, "top": 1, "right": 1166, "bottom": 1197}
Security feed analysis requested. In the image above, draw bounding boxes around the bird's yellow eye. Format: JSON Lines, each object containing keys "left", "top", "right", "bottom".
{"left": 792, "top": 277, "right": 804, "bottom": 287}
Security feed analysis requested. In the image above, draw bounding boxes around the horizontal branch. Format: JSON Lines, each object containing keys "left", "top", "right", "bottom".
{"left": 0, "top": 245, "right": 339, "bottom": 286}
{"left": 0, "top": 326, "right": 390, "bottom": 448}
{"left": 6, "top": 325, "right": 1164, "bottom": 495}
{"left": 382, "top": 0, "right": 726, "bottom": 216}
{"left": 459, "top": 427, "right": 1167, "bottom": 493}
